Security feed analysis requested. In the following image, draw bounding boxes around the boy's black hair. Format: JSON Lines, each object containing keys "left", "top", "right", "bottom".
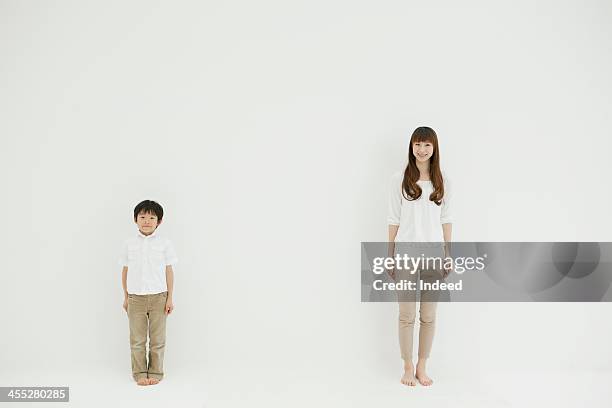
{"left": 133, "top": 200, "right": 164, "bottom": 222}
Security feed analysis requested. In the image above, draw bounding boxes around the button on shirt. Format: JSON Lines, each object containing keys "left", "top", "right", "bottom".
{"left": 118, "top": 229, "right": 178, "bottom": 295}
{"left": 387, "top": 171, "right": 453, "bottom": 243}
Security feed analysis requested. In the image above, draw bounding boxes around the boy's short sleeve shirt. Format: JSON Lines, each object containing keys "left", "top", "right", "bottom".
{"left": 118, "top": 229, "right": 178, "bottom": 295}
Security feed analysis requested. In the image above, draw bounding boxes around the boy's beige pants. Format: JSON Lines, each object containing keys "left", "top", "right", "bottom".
{"left": 127, "top": 291, "right": 168, "bottom": 380}
{"left": 397, "top": 268, "right": 444, "bottom": 362}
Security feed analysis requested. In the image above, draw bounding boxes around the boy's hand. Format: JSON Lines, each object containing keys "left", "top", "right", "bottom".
{"left": 165, "top": 297, "right": 174, "bottom": 315}
{"left": 123, "top": 297, "right": 128, "bottom": 313}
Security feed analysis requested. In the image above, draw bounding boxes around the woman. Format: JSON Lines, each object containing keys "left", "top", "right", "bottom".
{"left": 387, "top": 126, "right": 453, "bottom": 386}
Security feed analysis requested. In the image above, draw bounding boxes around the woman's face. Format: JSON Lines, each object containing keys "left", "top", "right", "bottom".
{"left": 412, "top": 140, "right": 434, "bottom": 163}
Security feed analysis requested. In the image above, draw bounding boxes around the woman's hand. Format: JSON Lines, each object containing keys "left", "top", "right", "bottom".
{"left": 442, "top": 258, "right": 453, "bottom": 279}
{"left": 387, "top": 267, "right": 396, "bottom": 281}
{"left": 123, "top": 297, "right": 128, "bottom": 313}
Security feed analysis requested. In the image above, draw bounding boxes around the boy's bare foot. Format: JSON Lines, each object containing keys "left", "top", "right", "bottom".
{"left": 400, "top": 362, "right": 417, "bottom": 386}
{"left": 147, "top": 378, "right": 160, "bottom": 385}
{"left": 415, "top": 360, "right": 433, "bottom": 386}
{"left": 136, "top": 378, "right": 149, "bottom": 386}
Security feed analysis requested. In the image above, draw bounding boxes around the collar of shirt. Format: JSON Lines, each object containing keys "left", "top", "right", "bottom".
{"left": 137, "top": 229, "right": 158, "bottom": 239}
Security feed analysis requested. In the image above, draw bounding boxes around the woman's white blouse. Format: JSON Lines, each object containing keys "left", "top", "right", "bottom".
{"left": 387, "top": 171, "right": 453, "bottom": 242}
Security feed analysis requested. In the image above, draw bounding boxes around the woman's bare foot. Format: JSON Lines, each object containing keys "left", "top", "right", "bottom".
{"left": 400, "top": 362, "right": 417, "bottom": 386}
{"left": 415, "top": 359, "right": 433, "bottom": 386}
{"left": 147, "top": 378, "right": 160, "bottom": 385}
{"left": 136, "top": 378, "right": 149, "bottom": 386}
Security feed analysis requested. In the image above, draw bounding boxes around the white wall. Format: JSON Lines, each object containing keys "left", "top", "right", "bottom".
{"left": 1, "top": 0, "right": 611, "bottom": 389}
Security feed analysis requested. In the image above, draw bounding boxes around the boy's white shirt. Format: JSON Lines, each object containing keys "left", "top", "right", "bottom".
{"left": 119, "top": 229, "right": 178, "bottom": 295}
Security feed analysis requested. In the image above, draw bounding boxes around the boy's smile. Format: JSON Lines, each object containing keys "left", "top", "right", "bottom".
{"left": 135, "top": 211, "right": 161, "bottom": 235}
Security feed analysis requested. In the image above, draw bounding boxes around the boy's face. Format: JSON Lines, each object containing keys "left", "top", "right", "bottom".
{"left": 135, "top": 211, "right": 161, "bottom": 235}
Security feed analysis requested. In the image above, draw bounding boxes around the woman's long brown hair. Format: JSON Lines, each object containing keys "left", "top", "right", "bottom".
{"left": 402, "top": 126, "right": 445, "bottom": 205}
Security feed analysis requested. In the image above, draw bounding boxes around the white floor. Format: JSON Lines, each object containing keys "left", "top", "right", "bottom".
{"left": 2, "top": 365, "right": 610, "bottom": 408}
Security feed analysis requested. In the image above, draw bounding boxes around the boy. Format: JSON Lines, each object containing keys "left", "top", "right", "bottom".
{"left": 119, "top": 200, "right": 178, "bottom": 386}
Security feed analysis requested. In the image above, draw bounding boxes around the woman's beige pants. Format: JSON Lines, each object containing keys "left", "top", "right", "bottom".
{"left": 397, "top": 268, "right": 442, "bottom": 362}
